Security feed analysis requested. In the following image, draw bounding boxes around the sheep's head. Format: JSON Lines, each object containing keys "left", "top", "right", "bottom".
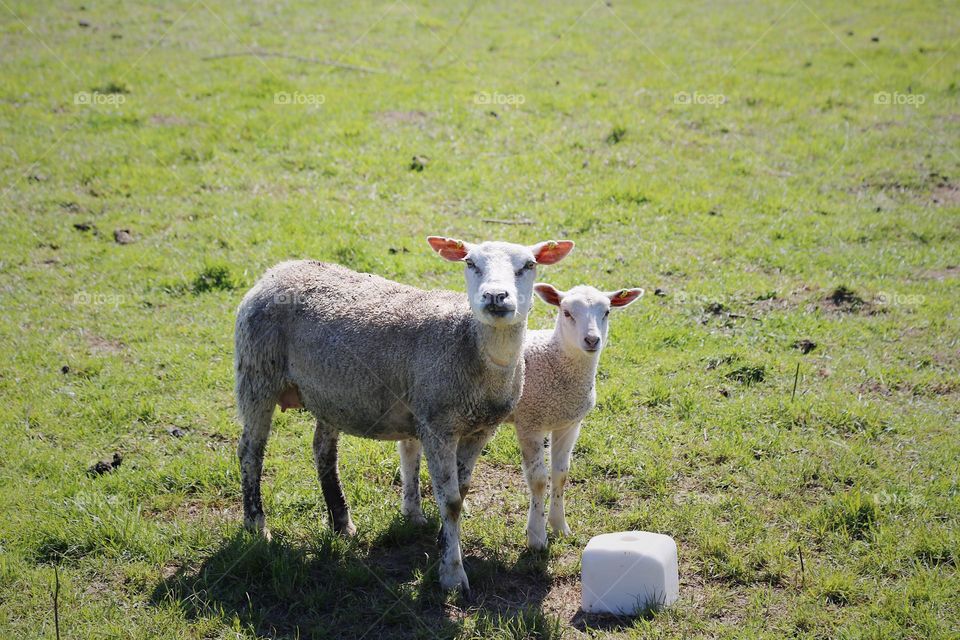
{"left": 427, "top": 237, "right": 574, "bottom": 326}
{"left": 534, "top": 284, "right": 644, "bottom": 354}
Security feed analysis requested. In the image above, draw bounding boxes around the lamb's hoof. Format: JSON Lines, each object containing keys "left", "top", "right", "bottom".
{"left": 527, "top": 527, "right": 548, "bottom": 551}
{"left": 334, "top": 520, "right": 358, "bottom": 538}
{"left": 550, "top": 521, "right": 573, "bottom": 537}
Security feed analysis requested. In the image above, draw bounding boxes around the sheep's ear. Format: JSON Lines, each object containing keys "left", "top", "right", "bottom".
{"left": 427, "top": 236, "right": 471, "bottom": 261}
{"left": 530, "top": 240, "right": 574, "bottom": 265}
{"left": 534, "top": 283, "right": 564, "bottom": 306}
{"left": 607, "top": 288, "right": 645, "bottom": 308}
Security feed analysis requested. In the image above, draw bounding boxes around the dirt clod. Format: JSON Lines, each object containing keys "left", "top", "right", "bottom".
{"left": 793, "top": 339, "right": 817, "bottom": 354}
{"left": 825, "top": 286, "right": 864, "bottom": 311}
{"left": 88, "top": 453, "right": 123, "bottom": 476}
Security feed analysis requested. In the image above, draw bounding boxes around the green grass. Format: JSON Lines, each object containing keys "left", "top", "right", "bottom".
{"left": 1, "top": 0, "right": 958, "bottom": 638}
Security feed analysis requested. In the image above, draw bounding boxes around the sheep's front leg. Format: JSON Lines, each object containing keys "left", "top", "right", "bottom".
{"left": 313, "top": 422, "right": 356, "bottom": 536}
{"left": 548, "top": 422, "right": 581, "bottom": 536}
{"left": 517, "top": 429, "right": 549, "bottom": 550}
{"left": 397, "top": 438, "right": 427, "bottom": 525}
{"left": 420, "top": 430, "right": 470, "bottom": 594}
{"left": 455, "top": 431, "right": 495, "bottom": 501}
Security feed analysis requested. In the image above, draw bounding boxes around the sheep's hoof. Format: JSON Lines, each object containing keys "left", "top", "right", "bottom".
{"left": 335, "top": 520, "right": 358, "bottom": 537}
{"left": 550, "top": 520, "right": 572, "bottom": 536}
{"left": 405, "top": 512, "right": 429, "bottom": 527}
{"left": 244, "top": 516, "right": 271, "bottom": 542}
{"left": 439, "top": 569, "right": 471, "bottom": 596}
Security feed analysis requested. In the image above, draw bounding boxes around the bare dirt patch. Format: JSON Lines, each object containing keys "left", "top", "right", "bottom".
{"left": 931, "top": 183, "right": 960, "bottom": 206}
{"left": 923, "top": 265, "right": 960, "bottom": 280}
{"left": 377, "top": 110, "right": 429, "bottom": 125}
{"left": 85, "top": 333, "right": 126, "bottom": 354}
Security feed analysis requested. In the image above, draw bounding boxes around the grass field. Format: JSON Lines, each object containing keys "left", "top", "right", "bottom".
{"left": 1, "top": 0, "right": 958, "bottom": 637}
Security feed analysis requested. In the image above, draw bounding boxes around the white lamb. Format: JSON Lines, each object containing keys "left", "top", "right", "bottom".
{"left": 398, "top": 283, "right": 643, "bottom": 550}
{"left": 512, "top": 283, "right": 643, "bottom": 549}
{"left": 234, "top": 236, "right": 573, "bottom": 593}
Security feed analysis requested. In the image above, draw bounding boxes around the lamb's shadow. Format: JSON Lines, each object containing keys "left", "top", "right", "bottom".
{"left": 151, "top": 515, "right": 554, "bottom": 639}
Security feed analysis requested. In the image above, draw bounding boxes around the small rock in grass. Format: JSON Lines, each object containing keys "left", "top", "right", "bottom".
{"left": 166, "top": 426, "right": 186, "bottom": 438}
{"left": 654, "top": 288, "right": 667, "bottom": 296}
{"left": 113, "top": 228, "right": 135, "bottom": 244}
{"left": 61, "top": 365, "right": 70, "bottom": 374}
{"left": 78, "top": 19, "right": 90, "bottom": 27}
{"left": 410, "top": 155, "right": 428, "bottom": 171}
{"left": 73, "top": 222, "right": 96, "bottom": 233}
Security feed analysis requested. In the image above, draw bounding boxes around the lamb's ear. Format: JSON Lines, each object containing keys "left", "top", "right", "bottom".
{"left": 530, "top": 240, "right": 574, "bottom": 265}
{"left": 607, "top": 288, "right": 645, "bottom": 307}
{"left": 427, "top": 236, "right": 471, "bottom": 261}
{"left": 534, "top": 283, "right": 564, "bottom": 306}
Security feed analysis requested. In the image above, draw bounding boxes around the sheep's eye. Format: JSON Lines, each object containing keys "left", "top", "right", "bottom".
{"left": 603, "top": 310, "right": 610, "bottom": 318}
{"left": 563, "top": 310, "right": 572, "bottom": 319}
{"left": 515, "top": 260, "right": 536, "bottom": 276}
{"left": 465, "top": 259, "right": 481, "bottom": 274}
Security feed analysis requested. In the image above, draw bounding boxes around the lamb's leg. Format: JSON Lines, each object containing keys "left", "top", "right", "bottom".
{"left": 548, "top": 422, "right": 581, "bottom": 536}
{"left": 517, "top": 428, "right": 549, "bottom": 550}
{"left": 397, "top": 438, "right": 427, "bottom": 525}
{"left": 455, "top": 431, "right": 495, "bottom": 500}
{"left": 420, "top": 431, "right": 470, "bottom": 595}
{"left": 238, "top": 400, "right": 275, "bottom": 539}
{"left": 313, "top": 422, "right": 356, "bottom": 537}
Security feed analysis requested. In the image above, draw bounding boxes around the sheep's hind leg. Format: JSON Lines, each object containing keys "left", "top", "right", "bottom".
{"left": 421, "top": 431, "right": 470, "bottom": 595}
{"left": 313, "top": 422, "right": 356, "bottom": 537}
{"left": 238, "top": 399, "right": 275, "bottom": 540}
{"left": 548, "top": 422, "right": 581, "bottom": 536}
{"left": 398, "top": 438, "right": 427, "bottom": 525}
{"left": 517, "top": 429, "right": 549, "bottom": 550}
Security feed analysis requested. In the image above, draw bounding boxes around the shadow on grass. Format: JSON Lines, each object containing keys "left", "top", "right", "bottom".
{"left": 151, "top": 514, "right": 558, "bottom": 639}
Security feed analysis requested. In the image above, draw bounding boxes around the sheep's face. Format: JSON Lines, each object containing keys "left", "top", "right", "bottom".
{"left": 535, "top": 284, "right": 644, "bottom": 355}
{"left": 427, "top": 237, "right": 574, "bottom": 326}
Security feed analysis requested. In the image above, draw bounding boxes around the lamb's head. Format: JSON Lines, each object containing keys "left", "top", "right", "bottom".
{"left": 534, "top": 284, "right": 644, "bottom": 354}
{"left": 427, "top": 237, "right": 574, "bottom": 326}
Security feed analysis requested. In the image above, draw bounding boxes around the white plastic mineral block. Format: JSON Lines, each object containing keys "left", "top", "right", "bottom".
{"left": 581, "top": 531, "right": 679, "bottom": 614}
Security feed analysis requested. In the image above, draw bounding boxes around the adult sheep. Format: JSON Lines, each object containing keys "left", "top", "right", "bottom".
{"left": 234, "top": 236, "right": 574, "bottom": 594}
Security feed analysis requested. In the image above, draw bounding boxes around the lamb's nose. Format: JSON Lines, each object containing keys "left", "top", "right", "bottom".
{"left": 584, "top": 335, "right": 600, "bottom": 349}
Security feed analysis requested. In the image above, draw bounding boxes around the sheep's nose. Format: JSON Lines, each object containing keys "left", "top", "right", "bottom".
{"left": 482, "top": 291, "right": 514, "bottom": 316}
{"left": 483, "top": 291, "right": 509, "bottom": 306}
{"left": 584, "top": 335, "right": 601, "bottom": 350}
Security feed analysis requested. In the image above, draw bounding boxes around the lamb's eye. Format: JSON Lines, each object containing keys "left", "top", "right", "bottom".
{"left": 465, "top": 259, "right": 481, "bottom": 274}
{"left": 603, "top": 310, "right": 610, "bottom": 318}
{"left": 563, "top": 310, "right": 572, "bottom": 319}
{"left": 515, "top": 261, "right": 536, "bottom": 276}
